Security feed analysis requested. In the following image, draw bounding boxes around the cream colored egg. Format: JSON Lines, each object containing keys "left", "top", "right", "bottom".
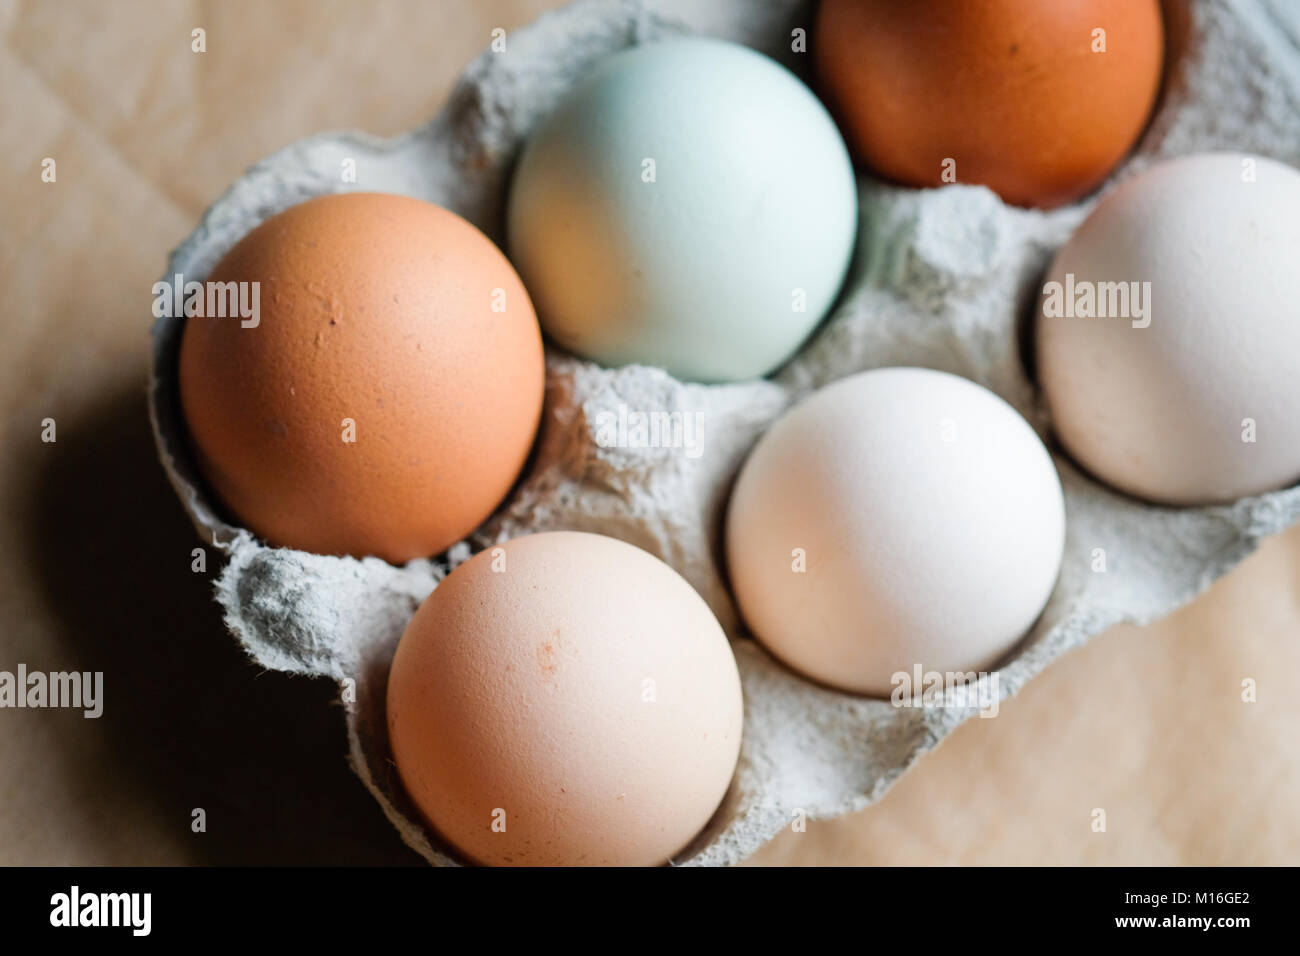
{"left": 1037, "top": 152, "right": 1300, "bottom": 504}
{"left": 725, "top": 368, "right": 1065, "bottom": 697}
{"left": 387, "top": 531, "right": 743, "bottom": 866}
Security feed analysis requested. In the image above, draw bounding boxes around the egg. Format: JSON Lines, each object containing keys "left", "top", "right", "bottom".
{"left": 1037, "top": 153, "right": 1300, "bottom": 505}
{"left": 386, "top": 531, "right": 744, "bottom": 866}
{"left": 815, "top": 0, "right": 1164, "bottom": 208}
{"left": 507, "top": 37, "right": 857, "bottom": 383}
{"left": 725, "top": 368, "right": 1064, "bottom": 697}
{"left": 178, "top": 193, "right": 544, "bottom": 563}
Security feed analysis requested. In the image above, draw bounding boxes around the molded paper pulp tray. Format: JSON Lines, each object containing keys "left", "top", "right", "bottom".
{"left": 148, "top": 0, "right": 1300, "bottom": 865}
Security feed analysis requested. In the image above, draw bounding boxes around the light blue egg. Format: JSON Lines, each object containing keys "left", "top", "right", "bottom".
{"left": 507, "top": 37, "right": 858, "bottom": 383}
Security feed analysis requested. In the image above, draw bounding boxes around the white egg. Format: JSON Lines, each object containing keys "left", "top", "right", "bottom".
{"left": 725, "top": 368, "right": 1065, "bottom": 697}
{"left": 507, "top": 37, "right": 857, "bottom": 383}
{"left": 1037, "top": 152, "right": 1300, "bottom": 504}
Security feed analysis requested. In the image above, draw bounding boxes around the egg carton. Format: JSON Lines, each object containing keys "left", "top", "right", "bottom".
{"left": 148, "top": 0, "right": 1300, "bottom": 865}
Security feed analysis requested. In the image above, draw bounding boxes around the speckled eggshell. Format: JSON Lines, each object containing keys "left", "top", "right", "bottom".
{"left": 178, "top": 192, "right": 544, "bottom": 563}
{"left": 1037, "top": 153, "right": 1300, "bottom": 504}
{"left": 386, "top": 531, "right": 744, "bottom": 866}
{"left": 815, "top": 0, "right": 1164, "bottom": 209}
{"left": 725, "top": 368, "right": 1065, "bottom": 697}
{"left": 507, "top": 37, "right": 858, "bottom": 383}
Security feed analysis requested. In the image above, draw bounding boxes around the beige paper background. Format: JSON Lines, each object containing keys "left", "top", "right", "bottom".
{"left": 1, "top": 0, "right": 1297, "bottom": 865}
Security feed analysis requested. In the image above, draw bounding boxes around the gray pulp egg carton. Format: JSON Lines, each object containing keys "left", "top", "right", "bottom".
{"left": 148, "top": 0, "right": 1300, "bottom": 865}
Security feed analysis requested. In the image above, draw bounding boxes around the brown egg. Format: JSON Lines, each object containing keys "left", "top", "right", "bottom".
{"left": 814, "top": 0, "right": 1164, "bottom": 208}
{"left": 178, "top": 193, "right": 544, "bottom": 563}
{"left": 387, "top": 532, "right": 744, "bottom": 866}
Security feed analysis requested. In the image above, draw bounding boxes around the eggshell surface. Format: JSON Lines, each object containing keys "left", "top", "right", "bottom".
{"left": 815, "top": 0, "right": 1164, "bottom": 208}
{"left": 507, "top": 37, "right": 857, "bottom": 383}
{"left": 726, "top": 368, "right": 1065, "bottom": 697}
{"left": 178, "top": 192, "right": 544, "bottom": 563}
{"left": 386, "top": 531, "right": 744, "bottom": 866}
{"left": 1037, "top": 153, "right": 1300, "bottom": 505}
